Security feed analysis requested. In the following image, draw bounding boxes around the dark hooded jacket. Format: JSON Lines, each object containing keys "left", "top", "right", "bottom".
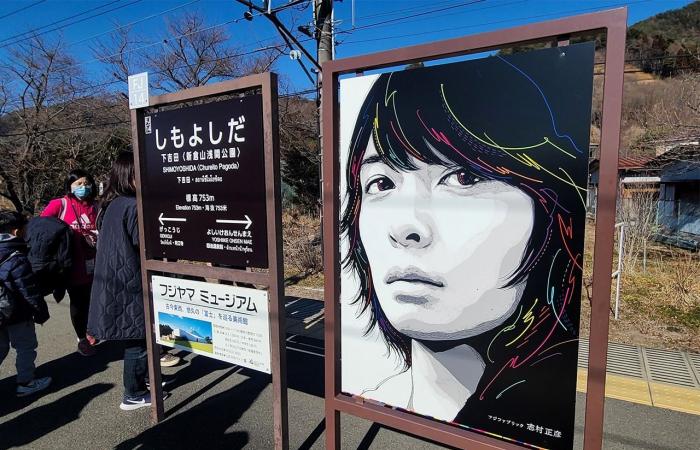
{"left": 25, "top": 216, "right": 72, "bottom": 295}
{"left": 87, "top": 196, "right": 144, "bottom": 340}
{"left": 0, "top": 234, "right": 50, "bottom": 326}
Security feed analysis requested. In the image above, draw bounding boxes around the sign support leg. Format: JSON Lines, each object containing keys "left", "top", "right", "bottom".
{"left": 132, "top": 108, "right": 165, "bottom": 424}
{"left": 583, "top": 12, "right": 627, "bottom": 450}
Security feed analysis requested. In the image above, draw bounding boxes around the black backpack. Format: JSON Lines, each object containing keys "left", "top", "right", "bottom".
{"left": 25, "top": 217, "right": 72, "bottom": 296}
{"left": 0, "top": 252, "right": 19, "bottom": 327}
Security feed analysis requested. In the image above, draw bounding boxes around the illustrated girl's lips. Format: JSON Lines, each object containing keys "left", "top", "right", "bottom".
{"left": 385, "top": 267, "right": 445, "bottom": 288}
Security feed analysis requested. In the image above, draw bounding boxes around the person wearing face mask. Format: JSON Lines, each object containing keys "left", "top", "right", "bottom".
{"left": 41, "top": 169, "right": 99, "bottom": 356}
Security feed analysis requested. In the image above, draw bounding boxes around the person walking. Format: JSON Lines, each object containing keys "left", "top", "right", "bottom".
{"left": 87, "top": 152, "right": 169, "bottom": 410}
{"left": 41, "top": 169, "right": 98, "bottom": 356}
{"left": 0, "top": 210, "right": 52, "bottom": 397}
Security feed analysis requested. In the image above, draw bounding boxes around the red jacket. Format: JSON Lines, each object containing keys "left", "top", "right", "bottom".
{"left": 41, "top": 195, "right": 97, "bottom": 286}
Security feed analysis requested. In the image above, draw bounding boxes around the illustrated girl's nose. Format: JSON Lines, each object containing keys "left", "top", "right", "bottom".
{"left": 389, "top": 219, "right": 433, "bottom": 249}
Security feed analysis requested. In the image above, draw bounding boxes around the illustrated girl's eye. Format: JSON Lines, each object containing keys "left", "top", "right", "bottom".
{"left": 439, "top": 169, "right": 480, "bottom": 187}
{"left": 365, "top": 176, "right": 395, "bottom": 194}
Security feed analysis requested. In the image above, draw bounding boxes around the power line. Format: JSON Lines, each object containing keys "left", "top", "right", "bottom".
{"left": 0, "top": 0, "right": 123, "bottom": 44}
{"left": 67, "top": 0, "right": 202, "bottom": 48}
{"left": 339, "top": 0, "right": 652, "bottom": 45}
{"left": 350, "top": 0, "right": 470, "bottom": 22}
{"left": 0, "top": 0, "right": 48, "bottom": 21}
{"left": 0, "top": 0, "right": 145, "bottom": 50}
{"left": 339, "top": 0, "right": 486, "bottom": 34}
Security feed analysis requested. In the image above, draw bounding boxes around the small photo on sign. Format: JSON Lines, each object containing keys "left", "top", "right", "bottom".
{"left": 158, "top": 312, "right": 214, "bottom": 354}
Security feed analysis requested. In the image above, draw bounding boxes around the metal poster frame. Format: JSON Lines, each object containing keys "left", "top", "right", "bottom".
{"left": 322, "top": 8, "right": 626, "bottom": 450}
{"left": 131, "top": 72, "right": 289, "bottom": 450}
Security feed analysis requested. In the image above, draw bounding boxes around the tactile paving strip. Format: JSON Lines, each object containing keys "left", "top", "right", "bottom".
{"left": 607, "top": 342, "right": 645, "bottom": 379}
{"left": 575, "top": 340, "right": 700, "bottom": 414}
{"left": 577, "top": 339, "right": 645, "bottom": 379}
{"left": 688, "top": 352, "right": 700, "bottom": 386}
{"left": 643, "top": 347, "right": 699, "bottom": 388}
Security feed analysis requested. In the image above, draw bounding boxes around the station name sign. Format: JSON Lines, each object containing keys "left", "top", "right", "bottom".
{"left": 140, "top": 95, "right": 268, "bottom": 268}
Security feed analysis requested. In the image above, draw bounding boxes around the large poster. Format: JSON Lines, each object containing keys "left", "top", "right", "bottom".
{"left": 339, "top": 43, "right": 594, "bottom": 450}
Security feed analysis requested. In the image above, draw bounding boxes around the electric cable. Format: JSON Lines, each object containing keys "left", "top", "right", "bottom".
{"left": 68, "top": 0, "right": 202, "bottom": 48}
{"left": 0, "top": 0, "right": 144, "bottom": 49}
{"left": 0, "top": 0, "right": 48, "bottom": 22}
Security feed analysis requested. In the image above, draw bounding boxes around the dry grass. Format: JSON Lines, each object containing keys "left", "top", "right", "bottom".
{"left": 580, "top": 220, "right": 700, "bottom": 352}
{"left": 282, "top": 209, "right": 322, "bottom": 285}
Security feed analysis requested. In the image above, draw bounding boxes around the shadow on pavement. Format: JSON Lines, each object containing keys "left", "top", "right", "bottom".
{"left": 0, "top": 341, "right": 123, "bottom": 419}
{"left": 298, "top": 418, "right": 326, "bottom": 450}
{"left": 115, "top": 374, "right": 268, "bottom": 450}
{"left": 357, "top": 423, "right": 382, "bottom": 450}
{"left": 286, "top": 336, "right": 324, "bottom": 398}
{"left": 0, "top": 383, "right": 113, "bottom": 450}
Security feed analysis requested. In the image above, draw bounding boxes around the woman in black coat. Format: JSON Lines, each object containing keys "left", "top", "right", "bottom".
{"left": 87, "top": 151, "right": 165, "bottom": 410}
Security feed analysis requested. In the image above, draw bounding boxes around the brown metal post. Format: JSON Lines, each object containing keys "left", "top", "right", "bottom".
{"left": 131, "top": 108, "right": 165, "bottom": 423}
{"left": 262, "top": 72, "right": 289, "bottom": 450}
{"left": 322, "top": 67, "right": 341, "bottom": 449}
{"left": 583, "top": 9, "right": 627, "bottom": 450}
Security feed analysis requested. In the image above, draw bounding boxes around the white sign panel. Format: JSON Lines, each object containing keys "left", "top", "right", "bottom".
{"left": 128, "top": 72, "right": 149, "bottom": 109}
{"left": 152, "top": 275, "right": 271, "bottom": 373}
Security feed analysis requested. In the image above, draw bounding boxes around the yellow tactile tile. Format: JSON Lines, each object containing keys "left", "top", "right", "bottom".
{"left": 576, "top": 370, "right": 653, "bottom": 405}
{"left": 649, "top": 382, "right": 700, "bottom": 415}
{"left": 577, "top": 368, "right": 588, "bottom": 393}
{"left": 605, "top": 374, "right": 653, "bottom": 405}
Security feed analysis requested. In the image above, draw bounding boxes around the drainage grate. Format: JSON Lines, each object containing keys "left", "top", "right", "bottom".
{"left": 643, "top": 348, "right": 699, "bottom": 388}
{"left": 607, "top": 342, "right": 645, "bottom": 379}
{"left": 577, "top": 339, "right": 589, "bottom": 368}
{"left": 577, "top": 339, "right": 645, "bottom": 378}
{"left": 688, "top": 352, "right": 700, "bottom": 386}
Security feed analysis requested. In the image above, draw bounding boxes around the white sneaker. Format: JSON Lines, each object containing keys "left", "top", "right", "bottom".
{"left": 119, "top": 391, "right": 170, "bottom": 411}
{"left": 16, "top": 376, "right": 52, "bottom": 397}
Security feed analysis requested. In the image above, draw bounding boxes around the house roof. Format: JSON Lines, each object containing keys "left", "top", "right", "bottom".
{"left": 646, "top": 144, "right": 700, "bottom": 182}
{"left": 646, "top": 144, "right": 700, "bottom": 168}
{"left": 618, "top": 156, "right": 652, "bottom": 169}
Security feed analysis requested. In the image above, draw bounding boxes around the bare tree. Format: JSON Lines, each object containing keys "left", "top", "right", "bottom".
{"left": 94, "top": 12, "right": 280, "bottom": 93}
{"left": 617, "top": 188, "right": 659, "bottom": 272}
{"left": 278, "top": 94, "right": 319, "bottom": 211}
{"left": 0, "top": 36, "right": 129, "bottom": 213}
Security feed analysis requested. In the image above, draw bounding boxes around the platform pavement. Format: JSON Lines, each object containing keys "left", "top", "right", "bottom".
{"left": 0, "top": 295, "right": 698, "bottom": 449}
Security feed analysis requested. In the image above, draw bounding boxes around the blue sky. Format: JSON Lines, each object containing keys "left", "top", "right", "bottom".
{"left": 0, "top": 0, "right": 693, "bottom": 94}
{"left": 159, "top": 312, "right": 212, "bottom": 338}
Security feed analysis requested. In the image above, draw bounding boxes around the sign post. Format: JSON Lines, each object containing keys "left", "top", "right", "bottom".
{"left": 322, "top": 8, "right": 626, "bottom": 450}
{"left": 130, "top": 72, "right": 288, "bottom": 449}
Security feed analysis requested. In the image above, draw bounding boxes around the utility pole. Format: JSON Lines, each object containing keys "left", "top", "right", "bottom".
{"left": 233, "top": 0, "right": 333, "bottom": 213}
{"left": 315, "top": 0, "right": 333, "bottom": 212}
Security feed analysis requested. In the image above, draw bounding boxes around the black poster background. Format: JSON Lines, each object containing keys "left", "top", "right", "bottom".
{"left": 340, "top": 42, "right": 595, "bottom": 450}
{"left": 140, "top": 94, "right": 268, "bottom": 268}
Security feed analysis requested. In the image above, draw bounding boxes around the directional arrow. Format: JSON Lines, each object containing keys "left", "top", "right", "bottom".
{"left": 159, "top": 213, "right": 187, "bottom": 226}
{"left": 216, "top": 214, "right": 252, "bottom": 230}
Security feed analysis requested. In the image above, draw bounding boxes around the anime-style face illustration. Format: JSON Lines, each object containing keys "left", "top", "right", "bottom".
{"left": 358, "top": 138, "right": 535, "bottom": 340}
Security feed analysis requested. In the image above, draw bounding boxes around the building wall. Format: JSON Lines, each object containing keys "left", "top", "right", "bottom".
{"left": 657, "top": 182, "right": 700, "bottom": 236}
